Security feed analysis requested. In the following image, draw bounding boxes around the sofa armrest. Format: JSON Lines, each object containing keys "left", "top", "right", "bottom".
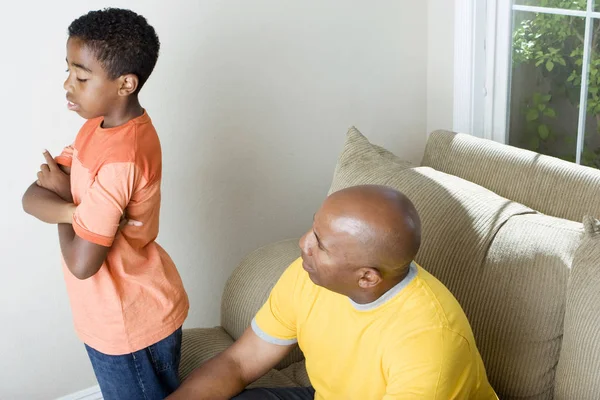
{"left": 179, "top": 326, "right": 303, "bottom": 389}
{"left": 221, "top": 239, "right": 301, "bottom": 341}
{"left": 179, "top": 326, "right": 235, "bottom": 381}
{"left": 220, "top": 238, "right": 305, "bottom": 370}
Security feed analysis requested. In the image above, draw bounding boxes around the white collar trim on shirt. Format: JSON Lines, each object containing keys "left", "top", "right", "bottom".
{"left": 349, "top": 262, "right": 418, "bottom": 311}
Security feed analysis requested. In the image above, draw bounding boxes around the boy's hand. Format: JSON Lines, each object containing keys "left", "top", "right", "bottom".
{"left": 37, "top": 150, "right": 72, "bottom": 203}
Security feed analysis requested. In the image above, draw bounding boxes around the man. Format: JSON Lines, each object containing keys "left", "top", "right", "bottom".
{"left": 169, "top": 185, "right": 498, "bottom": 399}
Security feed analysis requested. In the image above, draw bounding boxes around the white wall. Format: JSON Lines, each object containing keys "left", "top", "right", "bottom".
{"left": 427, "top": 0, "right": 455, "bottom": 133}
{"left": 0, "top": 1, "right": 429, "bottom": 398}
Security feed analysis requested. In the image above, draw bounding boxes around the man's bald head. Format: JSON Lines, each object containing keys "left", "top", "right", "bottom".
{"left": 324, "top": 185, "right": 421, "bottom": 274}
{"left": 299, "top": 185, "right": 421, "bottom": 302}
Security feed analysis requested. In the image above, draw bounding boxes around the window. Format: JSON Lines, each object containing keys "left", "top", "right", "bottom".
{"left": 455, "top": 0, "right": 600, "bottom": 168}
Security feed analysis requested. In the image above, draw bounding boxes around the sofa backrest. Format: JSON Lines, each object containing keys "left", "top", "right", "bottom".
{"left": 554, "top": 216, "right": 600, "bottom": 400}
{"left": 469, "top": 213, "right": 581, "bottom": 399}
{"left": 422, "top": 130, "right": 600, "bottom": 222}
{"left": 219, "top": 127, "right": 594, "bottom": 396}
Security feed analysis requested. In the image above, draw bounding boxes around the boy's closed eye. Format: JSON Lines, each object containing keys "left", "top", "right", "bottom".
{"left": 65, "top": 68, "right": 89, "bottom": 83}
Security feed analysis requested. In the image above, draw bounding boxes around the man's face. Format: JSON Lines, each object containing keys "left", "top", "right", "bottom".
{"left": 64, "top": 38, "right": 120, "bottom": 120}
{"left": 299, "top": 205, "right": 369, "bottom": 296}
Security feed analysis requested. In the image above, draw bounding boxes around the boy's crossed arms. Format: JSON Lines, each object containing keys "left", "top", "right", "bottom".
{"left": 22, "top": 150, "right": 137, "bottom": 279}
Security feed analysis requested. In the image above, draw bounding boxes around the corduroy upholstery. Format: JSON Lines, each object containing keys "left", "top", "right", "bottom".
{"left": 554, "top": 216, "right": 600, "bottom": 400}
{"left": 469, "top": 214, "right": 581, "bottom": 399}
{"left": 180, "top": 128, "right": 600, "bottom": 399}
{"left": 421, "top": 130, "right": 600, "bottom": 223}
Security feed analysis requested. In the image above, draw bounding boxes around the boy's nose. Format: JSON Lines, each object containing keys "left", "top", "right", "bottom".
{"left": 63, "top": 77, "right": 72, "bottom": 92}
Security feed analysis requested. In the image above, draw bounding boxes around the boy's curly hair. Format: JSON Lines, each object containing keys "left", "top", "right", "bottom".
{"left": 68, "top": 8, "right": 160, "bottom": 91}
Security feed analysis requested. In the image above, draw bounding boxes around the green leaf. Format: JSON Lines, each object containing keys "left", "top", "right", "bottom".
{"left": 543, "top": 94, "right": 552, "bottom": 102}
{"left": 539, "top": 104, "right": 547, "bottom": 111}
{"left": 527, "top": 109, "right": 540, "bottom": 121}
{"left": 544, "top": 108, "right": 557, "bottom": 118}
{"left": 529, "top": 136, "right": 540, "bottom": 151}
{"left": 557, "top": 57, "right": 567, "bottom": 66}
{"left": 538, "top": 124, "right": 550, "bottom": 140}
{"left": 546, "top": 60, "right": 555, "bottom": 71}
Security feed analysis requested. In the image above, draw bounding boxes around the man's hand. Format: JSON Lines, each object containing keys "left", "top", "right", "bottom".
{"left": 37, "top": 150, "right": 72, "bottom": 202}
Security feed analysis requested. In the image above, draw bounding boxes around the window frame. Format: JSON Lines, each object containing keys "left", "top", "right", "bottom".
{"left": 455, "top": 0, "right": 598, "bottom": 164}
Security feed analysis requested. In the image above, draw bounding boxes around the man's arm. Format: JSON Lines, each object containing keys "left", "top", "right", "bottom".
{"left": 168, "top": 327, "right": 295, "bottom": 400}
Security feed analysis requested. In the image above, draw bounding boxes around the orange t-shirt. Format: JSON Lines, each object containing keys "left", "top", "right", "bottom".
{"left": 56, "top": 111, "right": 189, "bottom": 355}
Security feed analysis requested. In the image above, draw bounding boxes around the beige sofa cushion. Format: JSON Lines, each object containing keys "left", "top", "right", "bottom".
{"left": 421, "top": 130, "right": 600, "bottom": 222}
{"left": 327, "top": 126, "right": 412, "bottom": 195}
{"left": 475, "top": 215, "right": 581, "bottom": 400}
{"left": 328, "top": 127, "right": 583, "bottom": 399}
{"left": 554, "top": 216, "right": 600, "bottom": 400}
{"left": 179, "top": 327, "right": 234, "bottom": 381}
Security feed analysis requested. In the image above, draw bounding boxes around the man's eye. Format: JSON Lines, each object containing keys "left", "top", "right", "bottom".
{"left": 77, "top": 78, "right": 88, "bottom": 83}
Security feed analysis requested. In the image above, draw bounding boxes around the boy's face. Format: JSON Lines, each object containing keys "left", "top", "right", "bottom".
{"left": 64, "top": 37, "right": 121, "bottom": 120}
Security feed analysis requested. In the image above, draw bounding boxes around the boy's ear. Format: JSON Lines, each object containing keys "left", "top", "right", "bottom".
{"left": 117, "top": 74, "right": 139, "bottom": 96}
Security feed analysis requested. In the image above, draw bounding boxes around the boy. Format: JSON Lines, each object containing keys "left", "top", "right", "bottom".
{"left": 21, "top": 8, "right": 189, "bottom": 399}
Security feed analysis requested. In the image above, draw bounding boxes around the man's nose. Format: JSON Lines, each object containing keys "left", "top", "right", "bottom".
{"left": 299, "top": 231, "right": 313, "bottom": 257}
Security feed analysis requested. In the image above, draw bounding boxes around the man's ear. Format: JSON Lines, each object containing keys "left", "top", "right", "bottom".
{"left": 357, "top": 267, "right": 383, "bottom": 289}
{"left": 117, "top": 74, "right": 139, "bottom": 96}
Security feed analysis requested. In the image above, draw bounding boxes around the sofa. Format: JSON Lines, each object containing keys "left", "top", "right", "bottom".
{"left": 179, "top": 128, "right": 600, "bottom": 400}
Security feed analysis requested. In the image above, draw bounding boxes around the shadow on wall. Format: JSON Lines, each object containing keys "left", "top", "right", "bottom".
{"left": 139, "top": 0, "right": 429, "bottom": 331}
{"left": 153, "top": 24, "right": 341, "bottom": 323}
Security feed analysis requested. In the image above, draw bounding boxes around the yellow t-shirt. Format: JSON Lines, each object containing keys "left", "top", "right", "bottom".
{"left": 253, "top": 258, "right": 498, "bottom": 400}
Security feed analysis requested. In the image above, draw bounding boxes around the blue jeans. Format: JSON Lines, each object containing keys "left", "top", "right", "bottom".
{"left": 85, "top": 327, "right": 182, "bottom": 400}
{"left": 232, "top": 387, "right": 316, "bottom": 400}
